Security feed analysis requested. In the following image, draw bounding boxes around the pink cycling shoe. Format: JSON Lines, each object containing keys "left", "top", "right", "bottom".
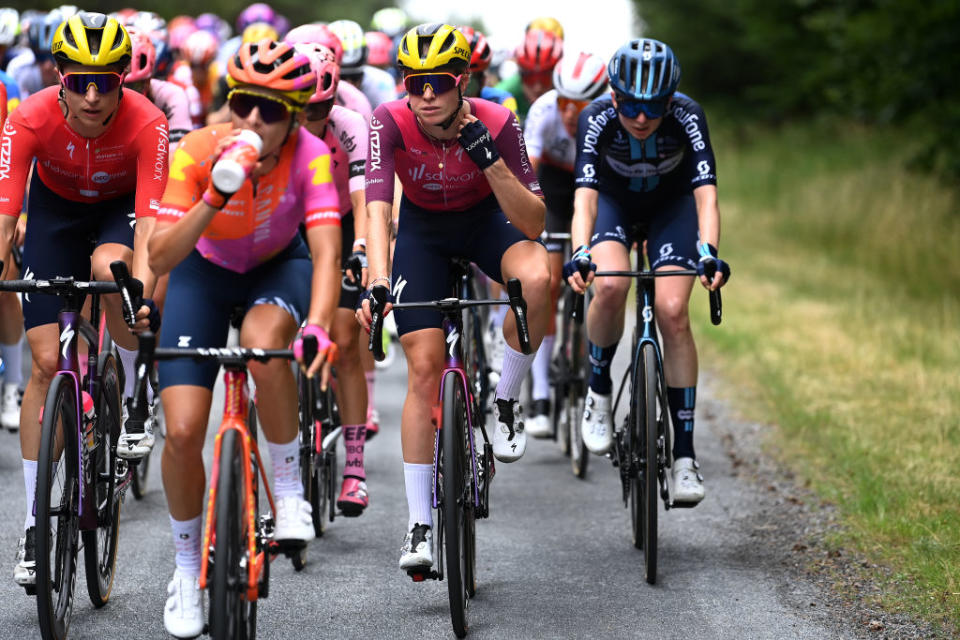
{"left": 337, "top": 477, "right": 369, "bottom": 517}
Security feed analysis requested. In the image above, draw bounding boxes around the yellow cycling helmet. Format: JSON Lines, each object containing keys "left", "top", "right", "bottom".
{"left": 242, "top": 21, "right": 279, "bottom": 45}
{"left": 52, "top": 12, "right": 131, "bottom": 68}
{"left": 396, "top": 23, "right": 469, "bottom": 73}
{"left": 526, "top": 16, "right": 564, "bottom": 40}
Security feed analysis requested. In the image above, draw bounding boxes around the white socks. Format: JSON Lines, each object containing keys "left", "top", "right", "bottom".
{"left": 495, "top": 344, "right": 537, "bottom": 402}
{"left": 1, "top": 338, "right": 23, "bottom": 387}
{"left": 170, "top": 515, "right": 203, "bottom": 577}
{"left": 403, "top": 462, "right": 434, "bottom": 529}
{"left": 23, "top": 459, "right": 36, "bottom": 530}
{"left": 267, "top": 436, "right": 302, "bottom": 499}
{"left": 531, "top": 334, "right": 555, "bottom": 401}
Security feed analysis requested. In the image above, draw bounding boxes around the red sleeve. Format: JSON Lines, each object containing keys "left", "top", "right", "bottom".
{"left": 365, "top": 104, "right": 401, "bottom": 204}
{"left": 134, "top": 114, "right": 169, "bottom": 218}
{"left": 0, "top": 109, "right": 40, "bottom": 216}
{"left": 494, "top": 110, "right": 543, "bottom": 198}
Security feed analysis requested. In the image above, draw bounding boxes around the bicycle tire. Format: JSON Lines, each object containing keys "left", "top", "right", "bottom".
{"left": 568, "top": 315, "right": 589, "bottom": 478}
{"left": 297, "top": 371, "right": 325, "bottom": 540}
{"left": 630, "top": 342, "right": 659, "bottom": 584}
{"left": 441, "top": 371, "right": 471, "bottom": 638}
{"left": 35, "top": 375, "right": 80, "bottom": 640}
{"left": 209, "top": 428, "right": 256, "bottom": 640}
{"left": 83, "top": 352, "right": 123, "bottom": 607}
{"left": 131, "top": 452, "right": 149, "bottom": 499}
{"left": 553, "top": 292, "right": 573, "bottom": 455}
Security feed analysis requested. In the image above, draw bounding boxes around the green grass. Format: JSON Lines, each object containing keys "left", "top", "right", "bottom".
{"left": 694, "top": 117, "right": 960, "bottom": 630}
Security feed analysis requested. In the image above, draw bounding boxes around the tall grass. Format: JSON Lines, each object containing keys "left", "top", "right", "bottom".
{"left": 697, "top": 118, "right": 960, "bottom": 629}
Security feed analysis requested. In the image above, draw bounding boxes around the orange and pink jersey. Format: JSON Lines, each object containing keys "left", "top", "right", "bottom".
{"left": 158, "top": 123, "right": 340, "bottom": 273}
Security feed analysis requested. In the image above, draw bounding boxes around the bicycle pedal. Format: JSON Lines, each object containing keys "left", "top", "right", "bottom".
{"left": 669, "top": 499, "right": 701, "bottom": 510}
{"left": 406, "top": 568, "right": 439, "bottom": 582}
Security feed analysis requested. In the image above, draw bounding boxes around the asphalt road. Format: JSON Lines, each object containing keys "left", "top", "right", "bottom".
{"left": 0, "top": 338, "right": 859, "bottom": 639}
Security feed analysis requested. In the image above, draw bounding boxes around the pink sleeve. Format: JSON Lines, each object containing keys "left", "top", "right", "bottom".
{"left": 0, "top": 110, "right": 39, "bottom": 216}
{"left": 297, "top": 133, "right": 341, "bottom": 229}
{"left": 134, "top": 114, "right": 170, "bottom": 218}
{"left": 335, "top": 106, "right": 368, "bottom": 195}
{"left": 336, "top": 81, "right": 373, "bottom": 122}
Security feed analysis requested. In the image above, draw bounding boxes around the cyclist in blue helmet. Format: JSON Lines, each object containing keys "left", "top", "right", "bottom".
{"left": 565, "top": 38, "right": 730, "bottom": 505}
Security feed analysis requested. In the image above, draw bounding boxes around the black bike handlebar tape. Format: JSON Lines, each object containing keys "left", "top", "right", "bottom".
{"left": 132, "top": 331, "right": 156, "bottom": 412}
{"left": 506, "top": 278, "right": 532, "bottom": 355}
{"left": 368, "top": 285, "right": 388, "bottom": 362}
{"left": 701, "top": 260, "right": 723, "bottom": 326}
{"left": 573, "top": 259, "right": 591, "bottom": 324}
{"left": 302, "top": 334, "right": 318, "bottom": 368}
{"left": 109, "top": 260, "right": 143, "bottom": 328}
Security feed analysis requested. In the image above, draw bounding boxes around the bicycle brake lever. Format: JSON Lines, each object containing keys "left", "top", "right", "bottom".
{"left": 109, "top": 260, "right": 143, "bottom": 327}
{"left": 506, "top": 278, "right": 531, "bottom": 355}
{"left": 368, "top": 285, "right": 388, "bottom": 362}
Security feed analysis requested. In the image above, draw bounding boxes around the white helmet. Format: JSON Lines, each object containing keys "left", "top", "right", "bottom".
{"left": 328, "top": 19, "right": 366, "bottom": 73}
{"left": 552, "top": 52, "right": 608, "bottom": 101}
{"left": 0, "top": 8, "right": 19, "bottom": 47}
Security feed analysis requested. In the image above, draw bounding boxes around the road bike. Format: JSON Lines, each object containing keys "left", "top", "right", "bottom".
{"left": 0, "top": 262, "right": 131, "bottom": 640}
{"left": 131, "top": 333, "right": 312, "bottom": 639}
{"left": 368, "top": 269, "right": 531, "bottom": 638}
{"left": 588, "top": 255, "right": 721, "bottom": 585}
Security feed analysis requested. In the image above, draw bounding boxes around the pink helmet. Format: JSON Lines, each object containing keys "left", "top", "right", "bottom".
{"left": 182, "top": 29, "right": 219, "bottom": 66}
{"left": 295, "top": 42, "right": 340, "bottom": 103}
{"left": 168, "top": 19, "right": 197, "bottom": 53}
{"left": 284, "top": 23, "right": 343, "bottom": 65}
{"left": 125, "top": 26, "right": 156, "bottom": 83}
{"left": 365, "top": 30, "right": 392, "bottom": 67}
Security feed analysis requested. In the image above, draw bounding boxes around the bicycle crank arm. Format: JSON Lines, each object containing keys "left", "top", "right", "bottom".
{"left": 407, "top": 568, "right": 441, "bottom": 582}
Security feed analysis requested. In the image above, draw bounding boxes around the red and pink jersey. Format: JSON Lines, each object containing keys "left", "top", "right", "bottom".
{"left": 0, "top": 86, "right": 169, "bottom": 218}
{"left": 366, "top": 97, "right": 542, "bottom": 211}
{"left": 321, "top": 105, "right": 368, "bottom": 215}
{"left": 158, "top": 123, "right": 340, "bottom": 273}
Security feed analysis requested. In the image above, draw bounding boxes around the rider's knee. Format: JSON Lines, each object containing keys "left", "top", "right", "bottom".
{"left": 163, "top": 418, "right": 205, "bottom": 459}
{"left": 593, "top": 277, "right": 630, "bottom": 307}
{"left": 30, "top": 345, "right": 59, "bottom": 383}
{"left": 656, "top": 296, "right": 691, "bottom": 337}
{"left": 407, "top": 352, "right": 443, "bottom": 397}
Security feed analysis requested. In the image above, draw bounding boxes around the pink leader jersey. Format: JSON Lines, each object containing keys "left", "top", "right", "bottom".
{"left": 365, "top": 97, "right": 542, "bottom": 211}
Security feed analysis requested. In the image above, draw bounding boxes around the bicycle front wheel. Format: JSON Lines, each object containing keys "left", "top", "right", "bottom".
{"left": 441, "top": 371, "right": 473, "bottom": 638}
{"left": 297, "top": 370, "right": 325, "bottom": 541}
{"left": 209, "top": 428, "right": 257, "bottom": 640}
{"left": 630, "top": 342, "right": 659, "bottom": 584}
{"left": 35, "top": 375, "right": 80, "bottom": 640}
{"left": 83, "top": 352, "right": 123, "bottom": 607}
{"left": 568, "top": 316, "right": 589, "bottom": 478}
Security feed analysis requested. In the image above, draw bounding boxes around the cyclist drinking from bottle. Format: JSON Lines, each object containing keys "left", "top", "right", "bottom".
{"left": 566, "top": 39, "right": 730, "bottom": 504}
{"left": 356, "top": 23, "right": 550, "bottom": 571}
{"left": 148, "top": 39, "right": 340, "bottom": 638}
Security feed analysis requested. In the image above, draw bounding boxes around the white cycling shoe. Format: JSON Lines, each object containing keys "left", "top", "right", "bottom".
{"left": 672, "top": 457, "right": 705, "bottom": 504}
{"left": 1, "top": 383, "right": 21, "bottom": 432}
{"left": 399, "top": 523, "right": 434, "bottom": 570}
{"left": 273, "top": 495, "right": 315, "bottom": 543}
{"left": 493, "top": 398, "right": 526, "bottom": 462}
{"left": 580, "top": 389, "right": 613, "bottom": 454}
{"left": 526, "top": 399, "right": 552, "bottom": 438}
{"left": 164, "top": 568, "right": 204, "bottom": 639}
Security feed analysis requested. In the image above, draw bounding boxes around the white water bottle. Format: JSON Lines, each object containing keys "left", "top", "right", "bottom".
{"left": 211, "top": 129, "right": 263, "bottom": 194}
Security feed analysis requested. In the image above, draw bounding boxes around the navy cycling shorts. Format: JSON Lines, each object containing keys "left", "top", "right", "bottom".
{"left": 158, "top": 236, "right": 311, "bottom": 391}
{"left": 589, "top": 190, "right": 699, "bottom": 270}
{"left": 338, "top": 211, "right": 362, "bottom": 310}
{"left": 22, "top": 175, "right": 136, "bottom": 331}
{"left": 390, "top": 195, "right": 538, "bottom": 337}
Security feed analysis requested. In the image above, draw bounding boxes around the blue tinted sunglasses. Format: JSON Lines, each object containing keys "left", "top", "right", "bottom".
{"left": 615, "top": 94, "right": 670, "bottom": 119}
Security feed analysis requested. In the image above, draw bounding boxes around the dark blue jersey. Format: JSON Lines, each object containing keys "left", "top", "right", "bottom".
{"left": 574, "top": 93, "right": 717, "bottom": 199}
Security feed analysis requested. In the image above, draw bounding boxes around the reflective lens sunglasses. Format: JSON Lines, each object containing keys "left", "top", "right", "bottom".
{"left": 60, "top": 72, "right": 124, "bottom": 95}
{"left": 303, "top": 99, "right": 334, "bottom": 122}
{"left": 615, "top": 94, "right": 669, "bottom": 119}
{"left": 403, "top": 72, "right": 462, "bottom": 97}
{"left": 557, "top": 96, "right": 590, "bottom": 114}
{"left": 228, "top": 90, "right": 294, "bottom": 124}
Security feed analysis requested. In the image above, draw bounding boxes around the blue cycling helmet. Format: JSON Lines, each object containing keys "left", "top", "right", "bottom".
{"left": 607, "top": 38, "right": 680, "bottom": 100}
{"left": 28, "top": 10, "right": 66, "bottom": 54}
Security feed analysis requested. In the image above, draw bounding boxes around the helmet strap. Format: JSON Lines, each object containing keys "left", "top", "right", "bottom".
{"left": 438, "top": 88, "right": 463, "bottom": 130}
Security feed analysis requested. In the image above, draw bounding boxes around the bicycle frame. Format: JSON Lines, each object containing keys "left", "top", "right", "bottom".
{"left": 199, "top": 367, "right": 278, "bottom": 601}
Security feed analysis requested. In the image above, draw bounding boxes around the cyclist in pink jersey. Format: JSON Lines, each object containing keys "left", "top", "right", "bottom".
{"left": 337, "top": 78, "right": 373, "bottom": 121}
{"left": 356, "top": 24, "right": 550, "bottom": 571}
{"left": 148, "top": 41, "right": 340, "bottom": 637}
{"left": 295, "top": 43, "right": 373, "bottom": 514}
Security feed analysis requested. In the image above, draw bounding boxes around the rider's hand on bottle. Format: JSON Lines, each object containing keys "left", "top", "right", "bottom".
{"left": 563, "top": 245, "right": 597, "bottom": 294}
{"left": 696, "top": 243, "right": 730, "bottom": 291}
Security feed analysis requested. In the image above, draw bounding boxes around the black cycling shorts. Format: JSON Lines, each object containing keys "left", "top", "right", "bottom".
{"left": 158, "top": 236, "right": 311, "bottom": 391}
{"left": 390, "top": 194, "right": 539, "bottom": 337}
{"left": 589, "top": 190, "right": 699, "bottom": 270}
{"left": 21, "top": 175, "right": 135, "bottom": 330}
